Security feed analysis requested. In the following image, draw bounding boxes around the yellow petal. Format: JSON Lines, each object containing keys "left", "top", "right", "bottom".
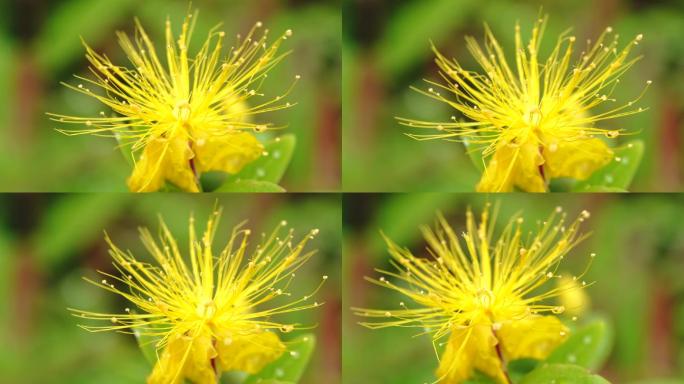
{"left": 127, "top": 135, "right": 199, "bottom": 193}
{"left": 545, "top": 138, "right": 613, "bottom": 180}
{"left": 497, "top": 315, "right": 569, "bottom": 361}
{"left": 216, "top": 329, "right": 285, "bottom": 374}
{"left": 195, "top": 132, "right": 263, "bottom": 175}
{"left": 477, "top": 140, "right": 546, "bottom": 192}
{"left": 127, "top": 138, "right": 168, "bottom": 193}
{"left": 148, "top": 333, "right": 217, "bottom": 384}
{"left": 437, "top": 325, "right": 507, "bottom": 384}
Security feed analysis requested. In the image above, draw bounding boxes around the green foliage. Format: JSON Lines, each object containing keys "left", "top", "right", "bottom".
{"left": 133, "top": 326, "right": 158, "bottom": 366}
{"left": 461, "top": 317, "right": 614, "bottom": 384}
{"left": 548, "top": 318, "right": 613, "bottom": 370}
{"left": 215, "top": 180, "right": 286, "bottom": 192}
{"left": 463, "top": 138, "right": 485, "bottom": 173}
{"left": 519, "top": 364, "right": 610, "bottom": 384}
{"left": 35, "top": 0, "right": 138, "bottom": 73}
{"left": 375, "top": 0, "right": 476, "bottom": 79}
{"left": 31, "top": 194, "right": 128, "bottom": 269}
{"left": 243, "top": 334, "right": 315, "bottom": 384}
{"left": 574, "top": 140, "right": 644, "bottom": 192}
{"left": 232, "top": 135, "right": 296, "bottom": 184}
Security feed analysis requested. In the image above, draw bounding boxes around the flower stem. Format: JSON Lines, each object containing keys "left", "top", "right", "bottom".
{"left": 188, "top": 141, "right": 203, "bottom": 192}
{"left": 492, "top": 328, "right": 512, "bottom": 384}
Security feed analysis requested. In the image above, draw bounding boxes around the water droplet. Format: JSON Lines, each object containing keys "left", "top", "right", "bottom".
{"left": 583, "top": 335, "right": 592, "bottom": 344}
{"left": 567, "top": 354, "right": 577, "bottom": 363}
{"left": 552, "top": 305, "right": 565, "bottom": 314}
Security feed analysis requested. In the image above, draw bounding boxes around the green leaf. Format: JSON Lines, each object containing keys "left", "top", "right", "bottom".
{"left": 463, "top": 371, "right": 498, "bottom": 383}
{"left": 243, "top": 334, "right": 315, "bottom": 384}
{"left": 35, "top": 0, "right": 138, "bottom": 73}
{"left": 242, "top": 381, "right": 293, "bottom": 384}
{"left": 573, "top": 186, "right": 628, "bottom": 192}
{"left": 215, "top": 179, "right": 286, "bottom": 193}
{"left": 520, "top": 363, "right": 610, "bottom": 384}
{"left": 508, "top": 359, "right": 539, "bottom": 382}
{"left": 132, "top": 326, "right": 158, "bottom": 366}
{"left": 375, "top": 0, "right": 476, "bottom": 78}
{"left": 114, "top": 132, "right": 134, "bottom": 167}
{"left": 32, "top": 194, "right": 128, "bottom": 269}
{"left": 547, "top": 317, "right": 613, "bottom": 370}
{"left": 573, "top": 140, "right": 644, "bottom": 191}
{"left": 463, "top": 138, "right": 485, "bottom": 173}
{"left": 228, "top": 134, "right": 296, "bottom": 184}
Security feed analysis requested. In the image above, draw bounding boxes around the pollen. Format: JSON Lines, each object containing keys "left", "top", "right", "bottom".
{"left": 399, "top": 16, "right": 648, "bottom": 192}
{"left": 354, "top": 203, "right": 595, "bottom": 383}
{"left": 68, "top": 208, "right": 325, "bottom": 384}
{"left": 50, "top": 10, "right": 297, "bottom": 192}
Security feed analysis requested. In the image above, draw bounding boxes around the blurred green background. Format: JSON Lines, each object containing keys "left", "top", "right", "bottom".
{"left": 0, "top": 0, "right": 340, "bottom": 192}
{"left": 0, "top": 193, "right": 341, "bottom": 383}
{"left": 343, "top": 194, "right": 684, "bottom": 383}
{"left": 343, "top": 0, "right": 684, "bottom": 192}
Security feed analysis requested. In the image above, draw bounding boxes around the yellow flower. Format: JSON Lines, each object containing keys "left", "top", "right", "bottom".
{"left": 354, "top": 204, "right": 595, "bottom": 383}
{"left": 400, "top": 16, "right": 650, "bottom": 192}
{"left": 50, "top": 11, "right": 298, "bottom": 192}
{"left": 70, "top": 209, "right": 325, "bottom": 384}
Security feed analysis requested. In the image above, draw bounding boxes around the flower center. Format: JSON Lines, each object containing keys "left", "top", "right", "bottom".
{"left": 196, "top": 298, "right": 217, "bottom": 319}
{"left": 522, "top": 105, "right": 542, "bottom": 128}
{"left": 173, "top": 99, "right": 192, "bottom": 122}
{"left": 476, "top": 288, "right": 495, "bottom": 309}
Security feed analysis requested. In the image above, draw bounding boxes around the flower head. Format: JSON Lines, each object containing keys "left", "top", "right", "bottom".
{"left": 70, "top": 209, "right": 325, "bottom": 384}
{"left": 51, "top": 12, "right": 298, "bottom": 192}
{"left": 400, "top": 16, "right": 649, "bottom": 192}
{"left": 354, "top": 204, "right": 594, "bottom": 383}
